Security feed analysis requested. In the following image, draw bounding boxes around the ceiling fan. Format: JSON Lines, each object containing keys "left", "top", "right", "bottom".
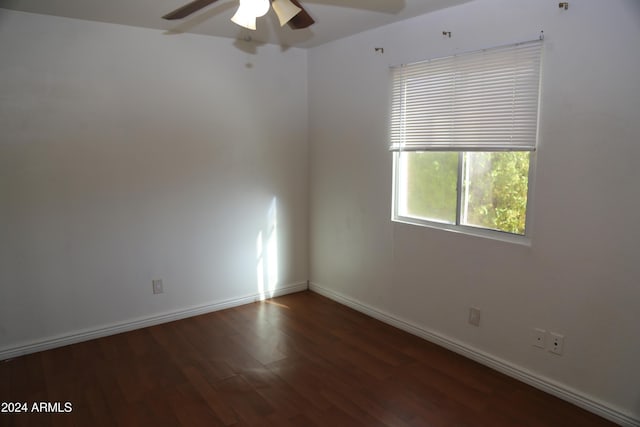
{"left": 162, "top": 0, "right": 315, "bottom": 31}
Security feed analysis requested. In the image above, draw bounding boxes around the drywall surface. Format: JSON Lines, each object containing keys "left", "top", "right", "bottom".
{"left": 0, "top": 10, "right": 308, "bottom": 351}
{"left": 308, "top": 0, "right": 640, "bottom": 421}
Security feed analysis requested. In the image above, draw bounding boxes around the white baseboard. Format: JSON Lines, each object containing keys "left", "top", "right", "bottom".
{"left": 309, "top": 282, "right": 639, "bottom": 427}
{"left": 0, "top": 282, "right": 308, "bottom": 362}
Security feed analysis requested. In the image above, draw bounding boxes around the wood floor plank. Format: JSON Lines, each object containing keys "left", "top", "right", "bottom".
{"left": 1, "top": 291, "right": 616, "bottom": 426}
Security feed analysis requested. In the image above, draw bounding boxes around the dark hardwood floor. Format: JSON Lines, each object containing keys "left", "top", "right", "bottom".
{"left": 1, "top": 291, "right": 615, "bottom": 426}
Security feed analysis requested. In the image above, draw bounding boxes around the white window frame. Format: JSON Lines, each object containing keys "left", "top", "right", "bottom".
{"left": 390, "top": 40, "right": 543, "bottom": 244}
{"left": 392, "top": 151, "right": 537, "bottom": 245}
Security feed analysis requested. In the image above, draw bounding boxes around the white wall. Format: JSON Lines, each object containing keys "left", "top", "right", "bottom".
{"left": 0, "top": 10, "right": 308, "bottom": 353}
{"left": 309, "top": 0, "right": 640, "bottom": 422}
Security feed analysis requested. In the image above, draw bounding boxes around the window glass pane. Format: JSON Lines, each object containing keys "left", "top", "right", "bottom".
{"left": 397, "top": 151, "right": 458, "bottom": 224}
{"left": 461, "top": 152, "right": 530, "bottom": 235}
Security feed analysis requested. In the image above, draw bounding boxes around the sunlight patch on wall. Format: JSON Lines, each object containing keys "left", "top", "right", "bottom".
{"left": 256, "top": 197, "right": 279, "bottom": 300}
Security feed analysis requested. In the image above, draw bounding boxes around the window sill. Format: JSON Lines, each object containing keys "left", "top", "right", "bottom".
{"left": 392, "top": 216, "right": 532, "bottom": 247}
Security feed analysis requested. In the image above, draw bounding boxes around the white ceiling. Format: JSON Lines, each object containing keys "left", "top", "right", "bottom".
{"left": 0, "top": 0, "right": 471, "bottom": 48}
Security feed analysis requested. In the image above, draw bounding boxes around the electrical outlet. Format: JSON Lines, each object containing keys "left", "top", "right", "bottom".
{"left": 468, "top": 307, "right": 481, "bottom": 327}
{"left": 533, "top": 328, "right": 546, "bottom": 349}
{"left": 549, "top": 332, "right": 564, "bottom": 355}
{"left": 152, "top": 279, "right": 163, "bottom": 295}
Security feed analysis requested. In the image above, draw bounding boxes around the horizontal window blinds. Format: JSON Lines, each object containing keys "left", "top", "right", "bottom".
{"left": 390, "top": 40, "right": 542, "bottom": 152}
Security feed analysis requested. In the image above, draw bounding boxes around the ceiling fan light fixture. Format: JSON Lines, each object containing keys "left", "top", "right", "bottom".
{"left": 271, "top": 0, "right": 302, "bottom": 26}
{"left": 230, "top": 1, "right": 258, "bottom": 30}
{"left": 247, "top": 0, "right": 270, "bottom": 17}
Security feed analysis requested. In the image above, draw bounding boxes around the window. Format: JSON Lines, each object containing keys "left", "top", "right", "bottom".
{"left": 390, "top": 40, "right": 542, "bottom": 238}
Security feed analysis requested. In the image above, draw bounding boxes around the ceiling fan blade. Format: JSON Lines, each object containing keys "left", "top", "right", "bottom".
{"left": 287, "top": 0, "right": 315, "bottom": 29}
{"left": 163, "top": 0, "right": 219, "bottom": 20}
